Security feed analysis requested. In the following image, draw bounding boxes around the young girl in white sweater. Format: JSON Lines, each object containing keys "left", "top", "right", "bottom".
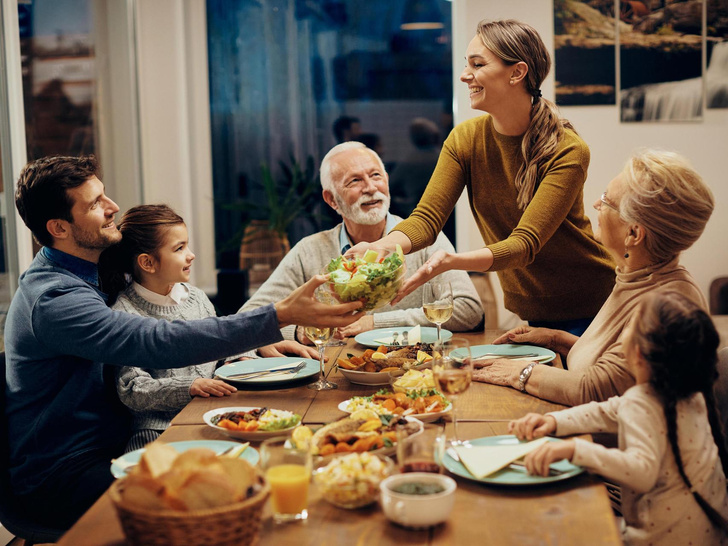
{"left": 101, "top": 205, "right": 237, "bottom": 451}
{"left": 510, "top": 290, "right": 728, "bottom": 545}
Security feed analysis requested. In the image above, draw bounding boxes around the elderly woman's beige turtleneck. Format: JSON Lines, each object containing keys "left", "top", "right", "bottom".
{"left": 527, "top": 257, "right": 707, "bottom": 406}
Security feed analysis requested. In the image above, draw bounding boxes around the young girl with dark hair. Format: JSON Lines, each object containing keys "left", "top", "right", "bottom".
{"left": 100, "top": 204, "right": 238, "bottom": 452}
{"left": 509, "top": 290, "right": 728, "bottom": 545}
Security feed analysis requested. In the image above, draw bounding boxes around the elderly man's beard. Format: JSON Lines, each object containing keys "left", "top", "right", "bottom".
{"left": 333, "top": 191, "right": 390, "bottom": 225}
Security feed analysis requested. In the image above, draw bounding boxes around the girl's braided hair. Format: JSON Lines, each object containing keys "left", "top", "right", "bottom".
{"left": 632, "top": 290, "right": 728, "bottom": 532}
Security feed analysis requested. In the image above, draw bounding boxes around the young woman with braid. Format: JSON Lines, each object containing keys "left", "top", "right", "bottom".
{"left": 349, "top": 19, "right": 615, "bottom": 335}
{"left": 510, "top": 291, "right": 728, "bottom": 545}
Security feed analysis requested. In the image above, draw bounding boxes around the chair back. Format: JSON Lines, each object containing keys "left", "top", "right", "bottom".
{"left": 710, "top": 277, "right": 728, "bottom": 315}
{"left": 0, "top": 352, "right": 65, "bottom": 542}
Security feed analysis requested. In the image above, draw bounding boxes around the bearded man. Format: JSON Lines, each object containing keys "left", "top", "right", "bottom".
{"left": 241, "top": 142, "right": 483, "bottom": 342}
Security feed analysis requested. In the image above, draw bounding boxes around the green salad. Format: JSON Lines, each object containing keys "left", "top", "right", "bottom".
{"left": 326, "top": 246, "right": 405, "bottom": 310}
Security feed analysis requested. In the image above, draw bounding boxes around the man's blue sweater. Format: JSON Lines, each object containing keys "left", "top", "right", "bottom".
{"left": 4, "top": 248, "right": 282, "bottom": 494}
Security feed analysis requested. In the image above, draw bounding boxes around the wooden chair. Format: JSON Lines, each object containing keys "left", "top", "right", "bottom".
{"left": 468, "top": 271, "right": 498, "bottom": 330}
{"left": 0, "top": 352, "right": 65, "bottom": 544}
{"left": 710, "top": 277, "right": 728, "bottom": 315}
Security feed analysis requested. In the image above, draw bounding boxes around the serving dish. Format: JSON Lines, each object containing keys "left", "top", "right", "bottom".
{"left": 337, "top": 398, "right": 452, "bottom": 424}
{"left": 203, "top": 407, "right": 301, "bottom": 441}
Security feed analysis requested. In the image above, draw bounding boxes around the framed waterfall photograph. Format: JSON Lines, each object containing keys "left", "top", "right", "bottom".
{"left": 707, "top": 1, "right": 728, "bottom": 109}
{"left": 619, "top": 0, "right": 704, "bottom": 122}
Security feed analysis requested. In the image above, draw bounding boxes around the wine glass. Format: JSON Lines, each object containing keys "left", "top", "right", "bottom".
{"left": 422, "top": 282, "right": 453, "bottom": 343}
{"left": 432, "top": 337, "right": 472, "bottom": 446}
{"left": 305, "top": 288, "right": 338, "bottom": 391}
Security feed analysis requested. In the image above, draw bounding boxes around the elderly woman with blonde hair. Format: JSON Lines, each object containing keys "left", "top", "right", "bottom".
{"left": 475, "top": 149, "right": 715, "bottom": 406}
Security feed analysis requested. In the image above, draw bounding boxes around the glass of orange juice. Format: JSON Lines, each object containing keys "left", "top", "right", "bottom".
{"left": 260, "top": 437, "right": 312, "bottom": 523}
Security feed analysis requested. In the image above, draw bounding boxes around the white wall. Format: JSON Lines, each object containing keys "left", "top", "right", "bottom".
{"left": 453, "top": 0, "right": 728, "bottom": 327}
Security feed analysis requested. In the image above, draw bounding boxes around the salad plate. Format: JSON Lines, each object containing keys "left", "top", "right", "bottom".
{"left": 215, "top": 357, "right": 319, "bottom": 387}
{"left": 355, "top": 327, "right": 452, "bottom": 348}
{"left": 337, "top": 398, "right": 452, "bottom": 424}
{"left": 110, "top": 440, "right": 259, "bottom": 478}
{"left": 458, "top": 344, "right": 556, "bottom": 364}
{"left": 443, "top": 435, "right": 583, "bottom": 486}
{"left": 203, "top": 406, "right": 301, "bottom": 440}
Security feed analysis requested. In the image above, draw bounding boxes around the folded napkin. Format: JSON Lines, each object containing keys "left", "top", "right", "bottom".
{"left": 373, "top": 325, "right": 422, "bottom": 345}
{"left": 454, "top": 437, "right": 549, "bottom": 479}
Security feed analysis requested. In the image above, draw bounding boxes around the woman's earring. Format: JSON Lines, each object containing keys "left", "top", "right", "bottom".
{"left": 510, "top": 80, "right": 514, "bottom": 85}
{"left": 624, "top": 250, "right": 630, "bottom": 259}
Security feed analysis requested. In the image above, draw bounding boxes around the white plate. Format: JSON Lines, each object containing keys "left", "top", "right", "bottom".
{"left": 203, "top": 406, "right": 301, "bottom": 441}
{"left": 110, "top": 440, "right": 259, "bottom": 479}
{"left": 337, "top": 398, "right": 452, "bottom": 424}
{"left": 338, "top": 366, "right": 408, "bottom": 386}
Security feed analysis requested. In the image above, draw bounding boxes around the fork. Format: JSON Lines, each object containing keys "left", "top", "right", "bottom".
{"left": 226, "top": 361, "right": 306, "bottom": 380}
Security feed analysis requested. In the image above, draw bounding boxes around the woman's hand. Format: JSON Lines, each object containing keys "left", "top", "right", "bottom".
{"left": 471, "top": 358, "right": 522, "bottom": 389}
{"left": 189, "top": 378, "right": 237, "bottom": 398}
{"left": 275, "top": 275, "right": 363, "bottom": 328}
{"left": 335, "top": 314, "right": 374, "bottom": 338}
{"left": 492, "top": 326, "right": 556, "bottom": 349}
{"left": 508, "top": 413, "right": 556, "bottom": 441}
{"left": 524, "top": 440, "right": 575, "bottom": 477}
{"left": 391, "top": 249, "right": 452, "bottom": 305}
{"left": 258, "top": 340, "right": 319, "bottom": 360}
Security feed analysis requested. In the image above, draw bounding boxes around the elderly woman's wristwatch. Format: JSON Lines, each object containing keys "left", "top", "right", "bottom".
{"left": 518, "top": 362, "right": 540, "bottom": 392}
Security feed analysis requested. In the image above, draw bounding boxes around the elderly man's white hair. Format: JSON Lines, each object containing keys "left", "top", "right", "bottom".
{"left": 319, "top": 141, "right": 387, "bottom": 193}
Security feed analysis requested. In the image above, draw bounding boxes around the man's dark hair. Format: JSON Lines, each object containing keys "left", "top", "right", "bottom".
{"left": 15, "top": 155, "right": 101, "bottom": 247}
{"left": 332, "top": 115, "right": 360, "bottom": 143}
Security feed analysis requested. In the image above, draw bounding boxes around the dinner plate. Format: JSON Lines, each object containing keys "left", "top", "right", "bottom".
{"left": 203, "top": 406, "right": 301, "bottom": 440}
{"left": 110, "top": 440, "right": 260, "bottom": 479}
{"left": 215, "top": 357, "right": 319, "bottom": 386}
{"left": 443, "top": 435, "right": 583, "bottom": 486}
{"left": 457, "top": 344, "right": 556, "bottom": 364}
{"left": 337, "top": 398, "right": 452, "bottom": 424}
{"left": 355, "top": 327, "right": 452, "bottom": 348}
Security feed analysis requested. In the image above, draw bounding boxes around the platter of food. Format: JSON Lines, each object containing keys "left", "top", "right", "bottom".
{"left": 110, "top": 440, "right": 259, "bottom": 479}
{"left": 442, "top": 435, "right": 583, "bottom": 486}
{"left": 337, "top": 344, "right": 436, "bottom": 385}
{"left": 338, "top": 389, "right": 452, "bottom": 423}
{"left": 203, "top": 407, "right": 302, "bottom": 440}
{"left": 290, "top": 414, "right": 423, "bottom": 459}
{"left": 355, "top": 326, "right": 452, "bottom": 348}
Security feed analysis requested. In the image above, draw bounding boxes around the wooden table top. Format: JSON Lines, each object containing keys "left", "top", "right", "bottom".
{"left": 58, "top": 330, "right": 621, "bottom": 546}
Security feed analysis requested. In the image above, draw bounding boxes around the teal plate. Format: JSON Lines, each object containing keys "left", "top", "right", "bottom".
{"left": 455, "top": 344, "right": 556, "bottom": 364}
{"left": 215, "top": 357, "right": 319, "bottom": 386}
{"left": 111, "top": 440, "right": 259, "bottom": 478}
{"left": 355, "top": 327, "right": 452, "bottom": 348}
{"left": 443, "top": 435, "right": 583, "bottom": 486}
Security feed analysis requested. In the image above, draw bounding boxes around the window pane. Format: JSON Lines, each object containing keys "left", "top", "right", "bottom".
{"left": 206, "top": 0, "right": 454, "bottom": 270}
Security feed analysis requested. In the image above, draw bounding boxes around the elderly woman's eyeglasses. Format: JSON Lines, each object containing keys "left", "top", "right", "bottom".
{"left": 598, "top": 192, "right": 619, "bottom": 213}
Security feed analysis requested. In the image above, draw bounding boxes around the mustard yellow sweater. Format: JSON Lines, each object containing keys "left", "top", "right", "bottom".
{"left": 394, "top": 114, "right": 615, "bottom": 321}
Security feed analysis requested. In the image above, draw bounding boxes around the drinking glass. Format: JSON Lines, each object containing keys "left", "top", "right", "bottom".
{"left": 260, "top": 437, "right": 312, "bottom": 523}
{"left": 305, "top": 287, "right": 338, "bottom": 390}
{"left": 432, "top": 337, "right": 472, "bottom": 446}
{"left": 396, "top": 423, "right": 446, "bottom": 474}
{"left": 422, "top": 282, "right": 453, "bottom": 343}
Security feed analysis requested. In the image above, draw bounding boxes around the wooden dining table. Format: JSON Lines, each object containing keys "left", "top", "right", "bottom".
{"left": 57, "top": 330, "right": 622, "bottom": 545}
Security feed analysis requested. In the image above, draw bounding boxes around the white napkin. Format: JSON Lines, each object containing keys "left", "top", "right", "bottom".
{"left": 374, "top": 325, "right": 422, "bottom": 345}
{"left": 454, "top": 437, "right": 549, "bottom": 479}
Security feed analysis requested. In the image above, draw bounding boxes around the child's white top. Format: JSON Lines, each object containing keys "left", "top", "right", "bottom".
{"left": 132, "top": 281, "right": 189, "bottom": 306}
{"left": 550, "top": 383, "right": 728, "bottom": 546}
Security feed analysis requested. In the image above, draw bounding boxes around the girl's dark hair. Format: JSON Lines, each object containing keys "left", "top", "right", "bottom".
{"left": 99, "top": 204, "right": 184, "bottom": 303}
{"left": 632, "top": 290, "right": 728, "bottom": 532}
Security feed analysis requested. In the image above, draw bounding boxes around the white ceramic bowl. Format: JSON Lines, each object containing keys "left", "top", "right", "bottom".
{"left": 379, "top": 473, "right": 457, "bottom": 529}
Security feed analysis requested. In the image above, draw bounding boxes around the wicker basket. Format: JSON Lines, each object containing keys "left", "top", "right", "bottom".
{"left": 109, "top": 472, "right": 270, "bottom": 546}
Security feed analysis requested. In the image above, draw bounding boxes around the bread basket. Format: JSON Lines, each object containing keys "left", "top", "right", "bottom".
{"left": 110, "top": 470, "right": 270, "bottom": 546}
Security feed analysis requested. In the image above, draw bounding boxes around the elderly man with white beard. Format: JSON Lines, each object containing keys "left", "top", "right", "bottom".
{"left": 240, "top": 142, "right": 483, "bottom": 342}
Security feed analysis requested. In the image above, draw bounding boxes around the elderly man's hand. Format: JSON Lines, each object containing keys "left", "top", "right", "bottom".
{"left": 391, "top": 249, "right": 451, "bottom": 305}
{"left": 335, "top": 314, "right": 374, "bottom": 338}
{"left": 258, "top": 340, "right": 319, "bottom": 360}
